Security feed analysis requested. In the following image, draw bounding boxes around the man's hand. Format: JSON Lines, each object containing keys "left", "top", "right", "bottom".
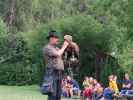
{"left": 63, "top": 40, "right": 69, "bottom": 47}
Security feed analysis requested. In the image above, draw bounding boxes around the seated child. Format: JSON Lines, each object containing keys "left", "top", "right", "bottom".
{"left": 82, "top": 76, "right": 93, "bottom": 99}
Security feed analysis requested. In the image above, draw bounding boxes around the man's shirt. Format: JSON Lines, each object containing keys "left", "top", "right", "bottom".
{"left": 43, "top": 44, "right": 64, "bottom": 70}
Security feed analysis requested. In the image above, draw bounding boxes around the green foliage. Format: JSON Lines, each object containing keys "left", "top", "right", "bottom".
{"left": 127, "top": 0, "right": 133, "bottom": 40}
{"left": 0, "top": 0, "right": 132, "bottom": 86}
{"left": 0, "top": 18, "right": 39, "bottom": 85}
{"left": 118, "top": 40, "right": 133, "bottom": 79}
{"left": 0, "top": 17, "right": 6, "bottom": 33}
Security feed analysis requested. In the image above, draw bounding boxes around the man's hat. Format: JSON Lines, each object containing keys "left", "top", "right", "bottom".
{"left": 46, "top": 30, "right": 59, "bottom": 39}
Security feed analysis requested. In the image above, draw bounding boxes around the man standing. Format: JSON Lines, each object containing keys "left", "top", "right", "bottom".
{"left": 42, "top": 30, "right": 71, "bottom": 100}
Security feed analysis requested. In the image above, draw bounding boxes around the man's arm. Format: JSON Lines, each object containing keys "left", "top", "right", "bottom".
{"left": 57, "top": 41, "right": 69, "bottom": 56}
{"left": 122, "top": 83, "right": 131, "bottom": 88}
{"left": 46, "top": 41, "right": 69, "bottom": 57}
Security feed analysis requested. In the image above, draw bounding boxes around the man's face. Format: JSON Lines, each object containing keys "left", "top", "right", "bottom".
{"left": 125, "top": 74, "right": 129, "bottom": 80}
{"left": 93, "top": 79, "right": 97, "bottom": 84}
{"left": 67, "top": 76, "right": 71, "bottom": 81}
{"left": 51, "top": 37, "right": 59, "bottom": 45}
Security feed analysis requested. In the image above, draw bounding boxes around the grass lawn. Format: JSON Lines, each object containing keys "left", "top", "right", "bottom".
{"left": 0, "top": 85, "right": 79, "bottom": 100}
{"left": 0, "top": 85, "right": 47, "bottom": 100}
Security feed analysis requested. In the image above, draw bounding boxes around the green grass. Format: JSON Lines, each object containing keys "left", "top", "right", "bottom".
{"left": 0, "top": 85, "right": 47, "bottom": 100}
{"left": 0, "top": 85, "right": 79, "bottom": 100}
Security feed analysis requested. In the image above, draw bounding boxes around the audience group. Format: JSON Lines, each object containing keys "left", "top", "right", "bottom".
{"left": 61, "top": 73, "right": 133, "bottom": 100}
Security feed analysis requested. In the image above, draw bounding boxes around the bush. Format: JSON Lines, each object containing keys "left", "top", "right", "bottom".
{"left": 0, "top": 18, "right": 40, "bottom": 85}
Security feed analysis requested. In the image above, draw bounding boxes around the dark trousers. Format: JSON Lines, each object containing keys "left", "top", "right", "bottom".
{"left": 48, "top": 95, "right": 61, "bottom": 100}
{"left": 48, "top": 70, "right": 63, "bottom": 100}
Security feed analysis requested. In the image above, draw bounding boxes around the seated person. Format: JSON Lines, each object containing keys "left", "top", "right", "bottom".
{"left": 95, "top": 87, "right": 104, "bottom": 100}
{"left": 121, "top": 73, "right": 132, "bottom": 95}
{"left": 65, "top": 76, "right": 73, "bottom": 97}
{"left": 103, "top": 87, "right": 114, "bottom": 100}
{"left": 122, "top": 73, "right": 132, "bottom": 90}
{"left": 62, "top": 77, "right": 68, "bottom": 97}
{"left": 102, "top": 75, "right": 116, "bottom": 100}
{"left": 93, "top": 79, "right": 102, "bottom": 99}
{"left": 72, "top": 79, "right": 81, "bottom": 96}
{"left": 82, "top": 76, "right": 93, "bottom": 99}
{"left": 83, "top": 76, "right": 90, "bottom": 88}
{"left": 113, "top": 75, "right": 119, "bottom": 95}
{"left": 93, "top": 79, "right": 101, "bottom": 92}
{"left": 63, "top": 75, "right": 80, "bottom": 97}
{"left": 108, "top": 75, "right": 119, "bottom": 95}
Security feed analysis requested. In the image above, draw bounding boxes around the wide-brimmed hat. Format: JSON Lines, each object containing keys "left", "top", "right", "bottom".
{"left": 46, "top": 30, "right": 59, "bottom": 39}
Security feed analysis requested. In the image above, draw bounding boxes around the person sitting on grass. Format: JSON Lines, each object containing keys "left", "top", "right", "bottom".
{"left": 121, "top": 73, "right": 132, "bottom": 95}
{"left": 82, "top": 76, "right": 93, "bottom": 100}
{"left": 108, "top": 74, "right": 119, "bottom": 95}
{"left": 64, "top": 75, "right": 81, "bottom": 98}
{"left": 113, "top": 75, "right": 119, "bottom": 95}
{"left": 103, "top": 87, "right": 114, "bottom": 100}
{"left": 122, "top": 73, "right": 132, "bottom": 90}
{"left": 92, "top": 79, "right": 102, "bottom": 99}
{"left": 72, "top": 78, "right": 81, "bottom": 97}
{"left": 62, "top": 76, "right": 68, "bottom": 97}
{"left": 103, "top": 75, "right": 114, "bottom": 100}
{"left": 95, "top": 87, "right": 104, "bottom": 100}
{"left": 83, "top": 76, "right": 90, "bottom": 88}
{"left": 64, "top": 75, "right": 73, "bottom": 98}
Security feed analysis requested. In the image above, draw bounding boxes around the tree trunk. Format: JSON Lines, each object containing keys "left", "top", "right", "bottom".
{"left": 5, "top": 0, "right": 15, "bottom": 32}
